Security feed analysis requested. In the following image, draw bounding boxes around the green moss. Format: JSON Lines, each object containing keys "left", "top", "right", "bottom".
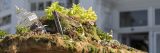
{"left": 63, "top": 35, "right": 71, "bottom": 40}
{"left": 102, "top": 48, "right": 107, "bottom": 53}
{"left": 64, "top": 40, "right": 76, "bottom": 53}
{"left": 87, "top": 44, "right": 98, "bottom": 53}
{"left": 96, "top": 28, "right": 112, "bottom": 41}
{"left": 109, "top": 48, "right": 114, "bottom": 53}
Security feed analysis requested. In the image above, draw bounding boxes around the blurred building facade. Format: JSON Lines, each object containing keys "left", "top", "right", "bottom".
{"left": 1, "top": 0, "right": 160, "bottom": 53}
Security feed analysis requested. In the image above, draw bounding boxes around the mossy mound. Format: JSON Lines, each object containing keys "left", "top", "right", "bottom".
{"left": 0, "top": 12, "right": 145, "bottom": 53}
{"left": 0, "top": 32, "right": 145, "bottom": 53}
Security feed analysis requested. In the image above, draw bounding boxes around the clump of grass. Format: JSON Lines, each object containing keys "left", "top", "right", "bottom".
{"left": 16, "top": 26, "right": 30, "bottom": 34}
{"left": 0, "top": 30, "right": 8, "bottom": 38}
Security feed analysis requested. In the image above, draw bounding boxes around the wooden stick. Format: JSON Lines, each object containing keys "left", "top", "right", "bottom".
{"left": 53, "top": 11, "right": 63, "bottom": 35}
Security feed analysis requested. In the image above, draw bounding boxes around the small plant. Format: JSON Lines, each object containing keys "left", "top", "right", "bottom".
{"left": 16, "top": 26, "right": 30, "bottom": 34}
{"left": 0, "top": 30, "right": 7, "bottom": 38}
{"left": 68, "top": 4, "right": 97, "bottom": 22}
{"left": 45, "top": 2, "right": 67, "bottom": 20}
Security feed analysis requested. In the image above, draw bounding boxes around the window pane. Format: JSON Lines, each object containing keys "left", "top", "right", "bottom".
{"left": 120, "top": 10, "right": 148, "bottom": 27}
{"left": 46, "top": 1, "right": 52, "bottom": 7}
{"left": 38, "top": 2, "right": 44, "bottom": 10}
{"left": 0, "top": 15, "right": 11, "bottom": 26}
{"left": 155, "top": 9, "right": 160, "bottom": 25}
{"left": 31, "top": 3, "right": 36, "bottom": 11}
{"left": 67, "top": 0, "right": 73, "bottom": 8}
{"left": 74, "top": 0, "right": 79, "bottom": 4}
{"left": 67, "top": 0, "right": 79, "bottom": 8}
{"left": 3, "top": 15, "right": 11, "bottom": 24}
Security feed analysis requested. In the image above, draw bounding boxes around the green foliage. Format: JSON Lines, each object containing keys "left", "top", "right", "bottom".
{"left": 68, "top": 4, "right": 97, "bottom": 22}
{"left": 45, "top": 2, "right": 97, "bottom": 23}
{"left": 0, "top": 30, "right": 7, "bottom": 38}
{"left": 16, "top": 26, "right": 30, "bottom": 34}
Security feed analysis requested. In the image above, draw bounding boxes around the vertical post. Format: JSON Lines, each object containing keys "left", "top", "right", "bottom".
{"left": 53, "top": 11, "right": 63, "bottom": 35}
{"left": 149, "top": 31, "right": 154, "bottom": 53}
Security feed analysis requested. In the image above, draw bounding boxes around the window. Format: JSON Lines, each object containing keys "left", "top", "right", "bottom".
{"left": 38, "top": 2, "right": 44, "bottom": 10}
{"left": 0, "top": 15, "right": 11, "bottom": 26}
{"left": 74, "top": 0, "right": 79, "bottom": 4}
{"left": 155, "top": 9, "right": 160, "bottom": 25}
{"left": 46, "top": 1, "right": 52, "bottom": 7}
{"left": 31, "top": 3, "right": 36, "bottom": 11}
{"left": 30, "top": 1, "right": 52, "bottom": 11}
{"left": 3, "top": 15, "right": 11, "bottom": 24}
{"left": 67, "top": 0, "right": 79, "bottom": 8}
{"left": 120, "top": 10, "right": 148, "bottom": 27}
{"left": 67, "top": 0, "right": 73, "bottom": 8}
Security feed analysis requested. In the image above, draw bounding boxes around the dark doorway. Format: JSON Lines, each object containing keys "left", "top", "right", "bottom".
{"left": 120, "top": 32, "right": 148, "bottom": 52}
{"left": 130, "top": 39, "right": 148, "bottom": 51}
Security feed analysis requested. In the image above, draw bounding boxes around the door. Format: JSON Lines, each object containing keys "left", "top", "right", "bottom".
{"left": 154, "top": 32, "right": 160, "bottom": 53}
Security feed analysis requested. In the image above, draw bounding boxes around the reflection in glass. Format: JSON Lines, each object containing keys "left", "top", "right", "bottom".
{"left": 120, "top": 10, "right": 147, "bottom": 27}
{"left": 155, "top": 9, "right": 160, "bottom": 25}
